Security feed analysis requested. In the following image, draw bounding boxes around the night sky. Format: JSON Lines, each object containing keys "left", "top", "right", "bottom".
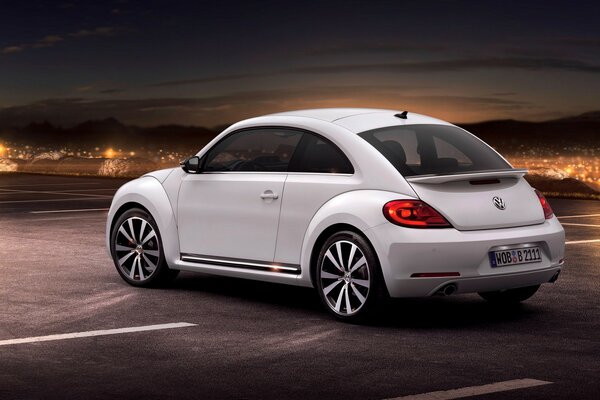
{"left": 1, "top": 0, "right": 600, "bottom": 127}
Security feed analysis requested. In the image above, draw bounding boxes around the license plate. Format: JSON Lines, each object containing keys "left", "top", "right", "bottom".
{"left": 489, "top": 246, "right": 542, "bottom": 267}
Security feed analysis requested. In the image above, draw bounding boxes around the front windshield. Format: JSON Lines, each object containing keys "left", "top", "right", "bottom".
{"left": 358, "top": 124, "right": 511, "bottom": 177}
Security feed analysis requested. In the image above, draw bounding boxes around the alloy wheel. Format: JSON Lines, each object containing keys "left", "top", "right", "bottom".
{"left": 114, "top": 216, "right": 160, "bottom": 281}
{"left": 319, "top": 240, "right": 370, "bottom": 316}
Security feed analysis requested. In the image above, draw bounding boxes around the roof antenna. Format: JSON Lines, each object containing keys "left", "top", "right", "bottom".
{"left": 395, "top": 111, "right": 408, "bottom": 119}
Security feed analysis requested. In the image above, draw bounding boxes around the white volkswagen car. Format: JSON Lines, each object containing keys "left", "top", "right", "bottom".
{"left": 106, "top": 108, "right": 565, "bottom": 321}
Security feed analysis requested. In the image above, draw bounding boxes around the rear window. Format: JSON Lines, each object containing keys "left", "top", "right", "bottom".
{"left": 358, "top": 124, "right": 511, "bottom": 177}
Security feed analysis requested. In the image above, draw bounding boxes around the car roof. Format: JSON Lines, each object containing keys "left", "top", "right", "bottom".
{"left": 267, "top": 108, "right": 452, "bottom": 133}
{"left": 269, "top": 108, "right": 393, "bottom": 122}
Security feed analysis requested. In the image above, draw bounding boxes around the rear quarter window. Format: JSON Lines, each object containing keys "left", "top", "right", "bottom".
{"left": 288, "top": 132, "right": 354, "bottom": 174}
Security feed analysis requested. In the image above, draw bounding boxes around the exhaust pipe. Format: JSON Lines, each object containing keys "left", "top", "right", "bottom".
{"left": 435, "top": 283, "right": 457, "bottom": 296}
{"left": 549, "top": 270, "right": 560, "bottom": 283}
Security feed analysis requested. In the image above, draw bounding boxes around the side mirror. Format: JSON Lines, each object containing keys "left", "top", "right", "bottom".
{"left": 180, "top": 156, "right": 201, "bottom": 174}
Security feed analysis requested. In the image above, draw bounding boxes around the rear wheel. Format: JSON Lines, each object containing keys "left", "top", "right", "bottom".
{"left": 315, "top": 231, "right": 385, "bottom": 322}
{"left": 110, "top": 208, "right": 178, "bottom": 287}
{"left": 478, "top": 285, "right": 540, "bottom": 304}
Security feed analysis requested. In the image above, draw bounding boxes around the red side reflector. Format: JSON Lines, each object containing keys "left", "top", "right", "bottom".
{"left": 383, "top": 200, "right": 452, "bottom": 228}
{"left": 411, "top": 272, "right": 461, "bottom": 278}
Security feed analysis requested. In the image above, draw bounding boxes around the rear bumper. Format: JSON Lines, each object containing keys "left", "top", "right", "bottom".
{"left": 365, "top": 217, "right": 565, "bottom": 298}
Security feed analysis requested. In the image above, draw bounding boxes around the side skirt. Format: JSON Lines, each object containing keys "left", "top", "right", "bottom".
{"left": 180, "top": 253, "right": 301, "bottom": 275}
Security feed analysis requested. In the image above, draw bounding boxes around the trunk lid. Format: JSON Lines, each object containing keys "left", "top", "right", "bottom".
{"left": 406, "top": 170, "right": 545, "bottom": 231}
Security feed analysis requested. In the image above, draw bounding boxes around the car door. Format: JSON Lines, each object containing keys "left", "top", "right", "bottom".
{"left": 177, "top": 127, "right": 303, "bottom": 263}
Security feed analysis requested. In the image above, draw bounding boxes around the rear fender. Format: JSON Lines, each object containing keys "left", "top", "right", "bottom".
{"left": 297, "top": 190, "right": 417, "bottom": 287}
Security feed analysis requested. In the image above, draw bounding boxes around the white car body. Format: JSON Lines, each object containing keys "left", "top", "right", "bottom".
{"left": 106, "top": 108, "right": 565, "bottom": 305}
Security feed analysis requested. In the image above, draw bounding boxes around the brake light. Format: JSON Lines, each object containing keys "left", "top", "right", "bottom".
{"left": 383, "top": 200, "right": 451, "bottom": 228}
{"left": 535, "top": 189, "right": 554, "bottom": 219}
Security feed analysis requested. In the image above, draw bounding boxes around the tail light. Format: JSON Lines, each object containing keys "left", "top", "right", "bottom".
{"left": 534, "top": 189, "right": 554, "bottom": 219}
{"left": 383, "top": 200, "right": 451, "bottom": 228}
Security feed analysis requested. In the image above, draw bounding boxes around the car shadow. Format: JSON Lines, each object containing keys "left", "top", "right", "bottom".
{"left": 168, "top": 272, "right": 323, "bottom": 313}
{"left": 377, "top": 297, "right": 539, "bottom": 329}
{"left": 167, "top": 272, "right": 542, "bottom": 329}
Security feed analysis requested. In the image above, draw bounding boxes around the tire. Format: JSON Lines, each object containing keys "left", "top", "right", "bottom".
{"left": 110, "top": 208, "right": 179, "bottom": 287}
{"left": 315, "top": 230, "right": 386, "bottom": 322}
{"left": 478, "top": 285, "right": 540, "bottom": 304}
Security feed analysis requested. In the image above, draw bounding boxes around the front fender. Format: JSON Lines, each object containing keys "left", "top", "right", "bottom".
{"left": 106, "top": 176, "right": 180, "bottom": 268}
{"left": 297, "top": 190, "right": 417, "bottom": 287}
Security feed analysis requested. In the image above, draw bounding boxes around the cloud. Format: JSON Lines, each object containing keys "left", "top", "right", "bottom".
{"left": 558, "top": 37, "right": 600, "bottom": 47}
{"left": 147, "top": 56, "right": 600, "bottom": 88}
{"left": 287, "top": 57, "right": 600, "bottom": 75}
{"left": 69, "top": 26, "right": 120, "bottom": 38}
{"left": 31, "top": 35, "right": 64, "bottom": 49}
{"left": 75, "top": 85, "right": 94, "bottom": 92}
{"left": 0, "top": 85, "right": 532, "bottom": 127}
{"left": 2, "top": 46, "right": 24, "bottom": 54}
{"left": 147, "top": 72, "right": 265, "bottom": 87}
{"left": 40, "top": 35, "right": 63, "bottom": 44}
{"left": 98, "top": 88, "right": 126, "bottom": 94}
{"left": 2, "top": 27, "right": 123, "bottom": 56}
{"left": 306, "top": 42, "right": 446, "bottom": 56}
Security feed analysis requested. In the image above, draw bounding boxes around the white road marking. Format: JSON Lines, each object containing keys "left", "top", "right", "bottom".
{"left": 386, "top": 378, "right": 552, "bottom": 400}
{"left": 57, "top": 188, "right": 117, "bottom": 192}
{"left": 0, "top": 188, "right": 112, "bottom": 198}
{"left": 558, "top": 213, "right": 600, "bottom": 219}
{"left": 30, "top": 208, "right": 109, "bottom": 214}
{"left": 0, "top": 197, "right": 109, "bottom": 204}
{"left": 566, "top": 239, "right": 600, "bottom": 245}
{"left": 0, "top": 182, "right": 101, "bottom": 188}
{"left": 0, "top": 322, "right": 197, "bottom": 347}
{"left": 561, "top": 222, "right": 600, "bottom": 227}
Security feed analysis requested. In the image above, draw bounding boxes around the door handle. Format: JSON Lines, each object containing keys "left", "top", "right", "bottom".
{"left": 260, "top": 190, "right": 279, "bottom": 200}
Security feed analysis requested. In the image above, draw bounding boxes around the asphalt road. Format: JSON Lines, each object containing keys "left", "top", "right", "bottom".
{"left": 0, "top": 173, "right": 598, "bottom": 400}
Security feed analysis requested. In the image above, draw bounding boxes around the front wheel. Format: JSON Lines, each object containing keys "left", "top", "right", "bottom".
{"left": 110, "top": 208, "right": 179, "bottom": 287}
{"left": 315, "top": 231, "right": 385, "bottom": 322}
{"left": 478, "top": 285, "right": 540, "bottom": 304}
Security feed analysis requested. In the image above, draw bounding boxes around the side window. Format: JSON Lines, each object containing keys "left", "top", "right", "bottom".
{"left": 289, "top": 132, "right": 354, "bottom": 174}
{"left": 203, "top": 128, "right": 302, "bottom": 172}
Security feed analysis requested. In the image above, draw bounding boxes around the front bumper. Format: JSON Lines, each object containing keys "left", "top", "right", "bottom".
{"left": 366, "top": 217, "right": 565, "bottom": 298}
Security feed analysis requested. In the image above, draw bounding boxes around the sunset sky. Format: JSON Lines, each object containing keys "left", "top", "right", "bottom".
{"left": 1, "top": 0, "right": 600, "bottom": 127}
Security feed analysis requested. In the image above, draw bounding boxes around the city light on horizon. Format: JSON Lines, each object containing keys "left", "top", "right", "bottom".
{"left": 104, "top": 148, "right": 116, "bottom": 158}
{"left": 0, "top": 139, "right": 598, "bottom": 195}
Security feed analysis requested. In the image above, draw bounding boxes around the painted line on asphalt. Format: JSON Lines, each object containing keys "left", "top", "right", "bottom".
{"left": 57, "top": 188, "right": 118, "bottom": 193}
{"left": 0, "top": 323, "right": 197, "bottom": 347}
{"left": 561, "top": 222, "right": 600, "bottom": 227}
{"left": 0, "top": 182, "right": 102, "bottom": 188}
{"left": 0, "top": 188, "right": 113, "bottom": 198}
{"left": 565, "top": 239, "right": 600, "bottom": 245}
{"left": 0, "top": 197, "right": 110, "bottom": 204}
{"left": 29, "top": 208, "right": 110, "bottom": 214}
{"left": 386, "top": 378, "right": 552, "bottom": 400}
{"left": 558, "top": 213, "right": 600, "bottom": 219}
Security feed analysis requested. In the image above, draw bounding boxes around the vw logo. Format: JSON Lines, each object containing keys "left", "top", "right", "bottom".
{"left": 493, "top": 196, "right": 506, "bottom": 210}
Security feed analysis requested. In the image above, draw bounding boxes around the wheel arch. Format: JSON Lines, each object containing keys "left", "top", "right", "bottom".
{"left": 109, "top": 202, "right": 153, "bottom": 240}
{"left": 297, "top": 189, "right": 415, "bottom": 288}
{"left": 106, "top": 176, "right": 180, "bottom": 267}
{"left": 307, "top": 223, "right": 373, "bottom": 288}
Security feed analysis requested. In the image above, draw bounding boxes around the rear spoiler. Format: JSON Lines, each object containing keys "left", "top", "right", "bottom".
{"left": 405, "top": 169, "right": 528, "bottom": 184}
